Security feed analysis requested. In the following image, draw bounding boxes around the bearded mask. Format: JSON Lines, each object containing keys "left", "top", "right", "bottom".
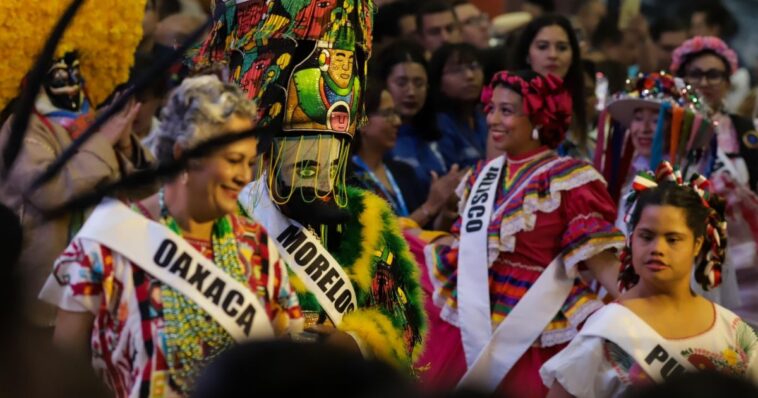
{"left": 43, "top": 52, "right": 84, "bottom": 112}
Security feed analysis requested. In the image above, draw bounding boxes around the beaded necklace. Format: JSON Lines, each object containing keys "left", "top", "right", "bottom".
{"left": 158, "top": 188, "right": 245, "bottom": 394}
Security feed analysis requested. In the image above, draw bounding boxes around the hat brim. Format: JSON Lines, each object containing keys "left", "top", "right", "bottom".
{"left": 606, "top": 98, "right": 666, "bottom": 127}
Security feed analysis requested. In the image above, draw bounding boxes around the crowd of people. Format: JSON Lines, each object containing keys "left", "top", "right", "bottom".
{"left": 2, "top": 0, "right": 758, "bottom": 397}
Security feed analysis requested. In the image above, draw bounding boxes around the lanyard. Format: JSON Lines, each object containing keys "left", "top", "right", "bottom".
{"left": 352, "top": 155, "right": 409, "bottom": 216}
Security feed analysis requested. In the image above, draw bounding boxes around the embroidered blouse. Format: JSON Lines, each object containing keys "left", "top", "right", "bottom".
{"left": 540, "top": 303, "right": 758, "bottom": 398}
{"left": 426, "top": 146, "right": 625, "bottom": 347}
{"left": 39, "top": 212, "right": 302, "bottom": 398}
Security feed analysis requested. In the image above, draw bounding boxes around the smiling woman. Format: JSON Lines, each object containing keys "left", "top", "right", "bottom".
{"left": 39, "top": 75, "right": 303, "bottom": 397}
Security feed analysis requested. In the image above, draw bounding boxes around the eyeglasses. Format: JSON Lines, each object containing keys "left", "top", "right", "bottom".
{"left": 461, "top": 13, "right": 489, "bottom": 28}
{"left": 424, "top": 24, "right": 459, "bottom": 37}
{"left": 372, "top": 108, "right": 400, "bottom": 120}
{"left": 685, "top": 68, "right": 728, "bottom": 84}
{"left": 443, "top": 61, "right": 482, "bottom": 75}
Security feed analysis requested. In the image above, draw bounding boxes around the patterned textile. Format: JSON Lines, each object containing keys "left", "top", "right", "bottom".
{"left": 540, "top": 303, "right": 758, "bottom": 398}
{"left": 426, "top": 146, "right": 625, "bottom": 347}
{"left": 40, "top": 212, "right": 301, "bottom": 398}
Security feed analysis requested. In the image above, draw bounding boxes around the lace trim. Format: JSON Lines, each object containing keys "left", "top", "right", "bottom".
{"left": 539, "top": 299, "right": 604, "bottom": 347}
{"left": 564, "top": 236, "right": 625, "bottom": 273}
{"left": 495, "top": 167, "right": 605, "bottom": 262}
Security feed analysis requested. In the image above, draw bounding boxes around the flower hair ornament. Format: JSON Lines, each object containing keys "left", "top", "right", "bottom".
{"left": 481, "top": 71, "right": 572, "bottom": 148}
{"left": 670, "top": 36, "right": 739, "bottom": 76}
{"left": 618, "top": 161, "right": 728, "bottom": 292}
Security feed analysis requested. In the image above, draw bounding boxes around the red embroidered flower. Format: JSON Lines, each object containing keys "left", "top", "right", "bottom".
{"left": 688, "top": 353, "right": 716, "bottom": 370}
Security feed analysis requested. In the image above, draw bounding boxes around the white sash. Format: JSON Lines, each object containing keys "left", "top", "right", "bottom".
{"left": 77, "top": 199, "right": 274, "bottom": 342}
{"left": 580, "top": 303, "right": 698, "bottom": 383}
{"left": 458, "top": 156, "right": 505, "bottom": 367}
{"left": 456, "top": 155, "right": 577, "bottom": 391}
{"left": 241, "top": 180, "right": 357, "bottom": 326}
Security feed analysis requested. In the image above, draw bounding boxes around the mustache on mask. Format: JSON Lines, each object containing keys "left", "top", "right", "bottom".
{"left": 276, "top": 186, "right": 350, "bottom": 227}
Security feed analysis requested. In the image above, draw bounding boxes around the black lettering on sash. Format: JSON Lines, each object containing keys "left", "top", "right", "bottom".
{"left": 222, "top": 289, "right": 244, "bottom": 317}
{"left": 334, "top": 290, "right": 353, "bottom": 313}
{"left": 661, "top": 358, "right": 686, "bottom": 379}
{"left": 645, "top": 344, "right": 669, "bottom": 365}
{"left": 305, "top": 254, "right": 330, "bottom": 280}
{"left": 485, "top": 168, "right": 500, "bottom": 180}
{"left": 277, "top": 225, "right": 306, "bottom": 252}
{"left": 204, "top": 278, "right": 227, "bottom": 305}
{"left": 317, "top": 268, "right": 339, "bottom": 292}
{"left": 294, "top": 242, "right": 317, "bottom": 265}
{"left": 236, "top": 304, "right": 256, "bottom": 336}
{"left": 471, "top": 192, "right": 488, "bottom": 205}
{"left": 465, "top": 219, "right": 483, "bottom": 233}
{"left": 154, "top": 239, "right": 177, "bottom": 268}
{"left": 467, "top": 205, "right": 485, "bottom": 218}
{"left": 169, "top": 252, "right": 192, "bottom": 279}
{"left": 326, "top": 278, "right": 345, "bottom": 301}
{"left": 187, "top": 263, "right": 211, "bottom": 291}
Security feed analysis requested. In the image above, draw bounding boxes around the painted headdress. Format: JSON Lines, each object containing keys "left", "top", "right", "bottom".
{"left": 193, "top": 0, "right": 374, "bottom": 207}
{"left": 0, "top": 0, "right": 146, "bottom": 110}
{"left": 595, "top": 72, "right": 715, "bottom": 201}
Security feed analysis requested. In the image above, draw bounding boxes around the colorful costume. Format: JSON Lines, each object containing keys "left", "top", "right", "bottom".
{"left": 39, "top": 75, "right": 301, "bottom": 397}
{"left": 423, "top": 71, "right": 625, "bottom": 395}
{"left": 194, "top": 0, "right": 425, "bottom": 371}
{"left": 40, "top": 209, "right": 300, "bottom": 397}
{"left": 541, "top": 163, "right": 758, "bottom": 397}
{"left": 540, "top": 302, "right": 758, "bottom": 398}
{"left": 0, "top": 0, "right": 152, "bottom": 326}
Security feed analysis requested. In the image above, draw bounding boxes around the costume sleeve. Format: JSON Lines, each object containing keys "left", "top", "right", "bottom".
{"left": 337, "top": 190, "right": 427, "bottom": 371}
{"left": 1, "top": 116, "right": 124, "bottom": 212}
{"left": 540, "top": 336, "right": 628, "bottom": 398}
{"left": 38, "top": 238, "right": 105, "bottom": 314}
{"left": 560, "top": 176, "right": 625, "bottom": 273}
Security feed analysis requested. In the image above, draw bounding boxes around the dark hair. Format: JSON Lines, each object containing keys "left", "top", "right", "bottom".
{"left": 416, "top": 0, "right": 456, "bottom": 33}
{"left": 374, "top": 1, "right": 416, "bottom": 44}
{"left": 687, "top": 0, "right": 739, "bottom": 40}
{"left": 621, "top": 181, "right": 727, "bottom": 291}
{"left": 513, "top": 14, "right": 588, "bottom": 146}
{"left": 524, "top": 0, "right": 555, "bottom": 13}
{"left": 487, "top": 69, "right": 570, "bottom": 149}
{"left": 371, "top": 39, "right": 440, "bottom": 141}
{"left": 582, "top": 59, "right": 596, "bottom": 82}
{"left": 649, "top": 17, "right": 687, "bottom": 42}
{"left": 353, "top": 76, "right": 386, "bottom": 153}
{"left": 674, "top": 49, "right": 733, "bottom": 77}
{"left": 428, "top": 42, "right": 481, "bottom": 113}
{"left": 591, "top": 16, "right": 623, "bottom": 48}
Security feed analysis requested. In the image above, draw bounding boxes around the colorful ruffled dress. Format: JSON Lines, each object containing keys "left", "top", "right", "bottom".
{"left": 425, "top": 146, "right": 625, "bottom": 396}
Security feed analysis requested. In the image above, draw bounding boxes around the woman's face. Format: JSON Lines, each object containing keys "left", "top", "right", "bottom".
{"left": 386, "top": 62, "right": 428, "bottom": 119}
{"left": 363, "top": 90, "right": 401, "bottom": 152}
{"left": 631, "top": 205, "right": 703, "bottom": 290}
{"left": 440, "top": 55, "right": 484, "bottom": 102}
{"left": 629, "top": 107, "right": 660, "bottom": 157}
{"left": 185, "top": 115, "right": 257, "bottom": 220}
{"left": 528, "top": 25, "right": 572, "bottom": 79}
{"left": 485, "top": 86, "right": 537, "bottom": 155}
{"left": 684, "top": 53, "right": 730, "bottom": 110}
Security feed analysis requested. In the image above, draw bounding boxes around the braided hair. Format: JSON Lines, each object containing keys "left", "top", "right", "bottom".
{"left": 618, "top": 162, "right": 727, "bottom": 292}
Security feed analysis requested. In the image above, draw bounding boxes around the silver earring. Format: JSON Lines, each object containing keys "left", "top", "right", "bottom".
{"left": 531, "top": 127, "right": 540, "bottom": 140}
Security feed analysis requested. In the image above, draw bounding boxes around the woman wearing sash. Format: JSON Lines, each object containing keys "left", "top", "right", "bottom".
{"left": 541, "top": 162, "right": 758, "bottom": 398}
{"left": 39, "top": 76, "right": 303, "bottom": 397}
{"left": 425, "top": 70, "right": 625, "bottom": 396}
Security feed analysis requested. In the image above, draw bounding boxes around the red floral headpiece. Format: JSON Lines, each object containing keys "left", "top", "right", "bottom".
{"left": 670, "top": 36, "right": 739, "bottom": 76}
{"left": 481, "top": 71, "right": 572, "bottom": 148}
